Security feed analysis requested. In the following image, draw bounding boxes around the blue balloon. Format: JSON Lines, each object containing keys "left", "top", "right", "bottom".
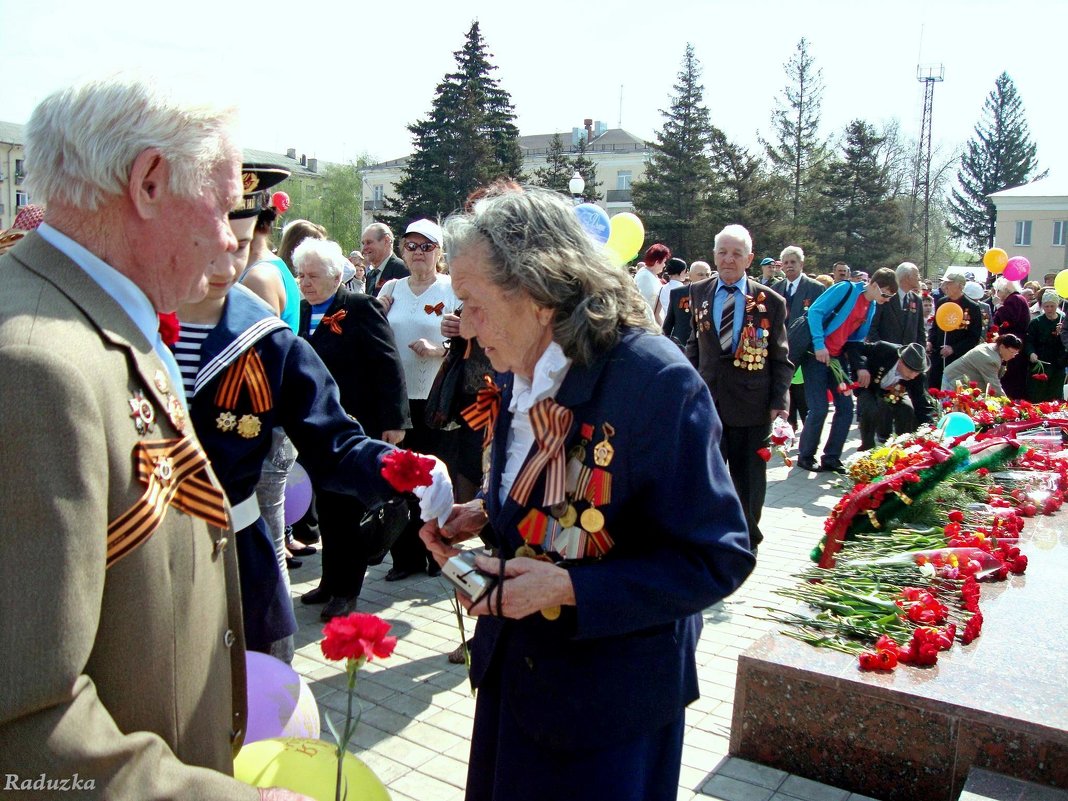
{"left": 573, "top": 203, "right": 611, "bottom": 244}
{"left": 937, "top": 411, "right": 976, "bottom": 439}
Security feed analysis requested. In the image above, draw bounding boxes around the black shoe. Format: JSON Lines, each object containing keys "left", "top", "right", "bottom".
{"left": 300, "top": 585, "right": 331, "bottom": 605}
{"left": 285, "top": 556, "right": 303, "bottom": 570}
{"left": 797, "top": 456, "right": 822, "bottom": 472}
{"left": 426, "top": 562, "right": 442, "bottom": 577}
{"left": 384, "top": 567, "right": 416, "bottom": 582}
{"left": 286, "top": 536, "right": 317, "bottom": 558}
{"left": 321, "top": 595, "right": 358, "bottom": 621}
{"left": 821, "top": 458, "right": 847, "bottom": 475}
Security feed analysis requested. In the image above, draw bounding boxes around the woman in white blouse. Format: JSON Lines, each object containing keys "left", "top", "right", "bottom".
{"left": 379, "top": 218, "right": 458, "bottom": 580}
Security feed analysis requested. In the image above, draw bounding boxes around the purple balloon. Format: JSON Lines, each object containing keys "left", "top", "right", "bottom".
{"left": 284, "top": 462, "right": 312, "bottom": 526}
{"left": 1003, "top": 256, "right": 1030, "bottom": 282}
{"left": 245, "top": 651, "right": 320, "bottom": 743}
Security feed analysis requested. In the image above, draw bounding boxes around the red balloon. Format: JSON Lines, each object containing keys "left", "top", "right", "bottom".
{"left": 271, "top": 191, "right": 290, "bottom": 213}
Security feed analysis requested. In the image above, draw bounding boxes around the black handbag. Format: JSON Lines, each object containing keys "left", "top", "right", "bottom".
{"left": 425, "top": 335, "right": 469, "bottom": 429}
{"left": 786, "top": 287, "right": 852, "bottom": 362}
{"left": 360, "top": 497, "right": 411, "bottom": 566}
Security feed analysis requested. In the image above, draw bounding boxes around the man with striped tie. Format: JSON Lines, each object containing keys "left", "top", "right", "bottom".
{"left": 686, "top": 225, "right": 791, "bottom": 554}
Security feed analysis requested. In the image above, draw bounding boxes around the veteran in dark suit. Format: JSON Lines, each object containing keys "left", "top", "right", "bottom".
{"left": 296, "top": 238, "right": 412, "bottom": 619}
{"left": 855, "top": 342, "right": 932, "bottom": 450}
{"left": 867, "top": 261, "right": 927, "bottom": 350}
{"left": 688, "top": 225, "right": 792, "bottom": 553}
{"left": 0, "top": 78, "right": 288, "bottom": 799}
{"left": 928, "top": 267, "right": 984, "bottom": 391}
{"left": 770, "top": 245, "right": 824, "bottom": 431}
{"left": 420, "top": 189, "right": 754, "bottom": 801}
{"left": 661, "top": 260, "right": 711, "bottom": 346}
{"left": 362, "top": 222, "right": 410, "bottom": 297}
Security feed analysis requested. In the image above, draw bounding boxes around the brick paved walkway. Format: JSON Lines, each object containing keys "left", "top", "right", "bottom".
{"left": 284, "top": 428, "right": 878, "bottom": 801}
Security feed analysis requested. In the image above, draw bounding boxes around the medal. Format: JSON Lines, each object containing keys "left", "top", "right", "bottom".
{"left": 549, "top": 501, "right": 568, "bottom": 518}
{"left": 153, "top": 370, "right": 169, "bottom": 394}
{"left": 580, "top": 507, "right": 605, "bottom": 533}
{"left": 167, "top": 396, "right": 186, "bottom": 433}
{"left": 217, "top": 411, "right": 237, "bottom": 432}
{"left": 558, "top": 503, "right": 578, "bottom": 528}
{"left": 237, "top": 414, "right": 262, "bottom": 439}
{"left": 128, "top": 392, "right": 155, "bottom": 435}
{"left": 518, "top": 509, "right": 549, "bottom": 546}
{"left": 541, "top": 606, "right": 561, "bottom": 621}
{"left": 593, "top": 423, "right": 615, "bottom": 467}
{"left": 515, "top": 544, "right": 536, "bottom": 558}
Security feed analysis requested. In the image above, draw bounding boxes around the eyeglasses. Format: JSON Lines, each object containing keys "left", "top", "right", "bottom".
{"left": 403, "top": 241, "right": 438, "bottom": 253}
{"left": 880, "top": 290, "right": 894, "bottom": 299}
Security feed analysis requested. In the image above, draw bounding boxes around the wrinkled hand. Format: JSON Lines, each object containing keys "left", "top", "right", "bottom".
{"left": 940, "top": 345, "right": 953, "bottom": 358}
{"left": 814, "top": 347, "right": 830, "bottom": 365}
{"left": 856, "top": 369, "right": 871, "bottom": 389}
{"left": 418, "top": 501, "right": 488, "bottom": 564}
{"left": 410, "top": 338, "right": 444, "bottom": 358}
{"left": 258, "top": 788, "right": 316, "bottom": 801}
{"left": 381, "top": 429, "right": 405, "bottom": 445}
{"left": 441, "top": 313, "right": 462, "bottom": 338}
{"left": 463, "top": 556, "right": 576, "bottom": 619}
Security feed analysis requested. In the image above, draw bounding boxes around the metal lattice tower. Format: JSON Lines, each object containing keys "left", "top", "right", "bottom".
{"left": 914, "top": 64, "right": 944, "bottom": 277}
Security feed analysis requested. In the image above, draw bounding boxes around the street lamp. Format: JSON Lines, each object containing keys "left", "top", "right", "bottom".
{"left": 568, "top": 171, "right": 585, "bottom": 205}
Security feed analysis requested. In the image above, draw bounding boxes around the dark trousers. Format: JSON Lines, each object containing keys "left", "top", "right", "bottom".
{"left": 787, "top": 382, "right": 808, "bottom": 432}
{"left": 718, "top": 422, "right": 769, "bottom": 550}
{"left": 389, "top": 399, "right": 437, "bottom": 573}
{"left": 800, "top": 357, "right": 854, "bottom": 463}
{"left": 856, "top": 392, "right": 917, "bottom": 451}
{"left": 317, "top": 490, "right": 369, "bottom": 599}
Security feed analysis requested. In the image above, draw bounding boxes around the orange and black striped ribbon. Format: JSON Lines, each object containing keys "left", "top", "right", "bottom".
{"left": 106, "top": 437, "right": 229, "bottom": 568}
{"left": 509, "top": 398, "right": 573, "bottom": 508}
{"left": 321, "top": 309, "right": 347, "bottom": 334}
{"left": 424, "top": 302, "right": 445, "bottom": 316}
{"left": 214, "top": 349, "right": 272, "bottom": 413}
{"left": 461, "top": 376, "right": 501, "bottom": 449}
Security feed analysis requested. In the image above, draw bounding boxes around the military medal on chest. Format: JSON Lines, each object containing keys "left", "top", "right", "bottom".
{"left": 128, "top": 391, "right": 156, "bottom": 436}
{"left": 214, "top": 348, "right": 272, "bottom": 439}
{"left": 733, "top": 292, "right": 769, "bottom": 372}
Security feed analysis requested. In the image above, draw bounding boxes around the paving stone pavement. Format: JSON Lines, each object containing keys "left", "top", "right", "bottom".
{"left": 283, "top": 423, "right": 879, "bottom": 801}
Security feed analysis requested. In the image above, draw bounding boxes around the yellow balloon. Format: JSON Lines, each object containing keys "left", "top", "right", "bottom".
{"left": 935, "top": 301, "right": 963, "bottom": 332}
{"left": 235, "top": 738, "right": 390, "bottom": 801}
{"left": 983, "top": 247, "right": 1008, "bottom": 274}
{"left": 605, "top": 213, "right": 645, "bottom": 262}
{"left": 1055, "top": 269, "right": 1068, "bottom": 300}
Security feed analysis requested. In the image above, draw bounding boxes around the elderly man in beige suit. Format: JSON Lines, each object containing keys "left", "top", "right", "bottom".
{"left": 0, "top": 79, "right": 309, "bottom": 800}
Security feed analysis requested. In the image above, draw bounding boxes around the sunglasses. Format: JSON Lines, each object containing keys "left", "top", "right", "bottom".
{"left": 880, "top": 290, "right": 894, "bottom": 299}
{"left": 403, "top": 241, "right": 438, "bottom": 253}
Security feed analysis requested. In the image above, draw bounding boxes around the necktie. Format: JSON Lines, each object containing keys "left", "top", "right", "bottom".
{"left": 786, "top": 283, "right": 795, "bottom": 303}
{"left": 719, "top": 285, "right": 737, "bottom": 352}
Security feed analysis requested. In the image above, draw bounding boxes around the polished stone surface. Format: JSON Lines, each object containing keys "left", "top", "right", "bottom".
{"left": 731, "top": 515, "right": 1068, "bottom": 801}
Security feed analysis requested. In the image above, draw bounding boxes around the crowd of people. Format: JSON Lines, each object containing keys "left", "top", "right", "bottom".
{"left": 2, "top": 74, "right": 1064, "bottom": 801}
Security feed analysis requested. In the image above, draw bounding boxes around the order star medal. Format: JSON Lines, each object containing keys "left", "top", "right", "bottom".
{"left": 217, "top": 411, "right": 237, "bottom": 432}
{"left": 167, "top": 395, "right": 187, "bottom": 433}
{"left": 128, "top": 391, "right": 155, "bottom": 435}
{"left": 237, "top": 414, "right": 262, "bottom": 439}
{"left": 593, "top": 422, "right": 615, "bottom": 467}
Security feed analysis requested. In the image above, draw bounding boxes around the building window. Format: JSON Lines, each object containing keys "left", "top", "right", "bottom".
{"left": 1014, "top": 220, "right": 1032, "bottom": 246}
{"left": 616, "top": 171, "right": 632, "bottom": 191}
{"left": 14, "top": 159, "right": 25, "bottom": 182}
{"left": 16, "top": 191, "right": 30, "bottom": 210}
{"left": 1054, "top": 221, "right": 1066, "bottom": 247}
{"left": 372, "top": 184, "right": 384, "bottom": 203}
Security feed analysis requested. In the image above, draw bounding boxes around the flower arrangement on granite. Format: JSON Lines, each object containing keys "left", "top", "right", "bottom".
{"left": 320, "top": 613, "right": 397, "bottom": 801}
{"left": 928, "top": 385, "right": 1068, "bottom": 427}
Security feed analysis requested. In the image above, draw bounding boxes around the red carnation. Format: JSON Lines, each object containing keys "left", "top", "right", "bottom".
{"left": 321, "top": 612, "right": 397, "bottom": 663}
{"left": 381, "top": 449, "right": 435, "bottom": 493}
{"left": 158, "top": 312, "right": 180, "bottom": 347}
{"left": 756, "top": 447, "right": 772, "bottom": 462}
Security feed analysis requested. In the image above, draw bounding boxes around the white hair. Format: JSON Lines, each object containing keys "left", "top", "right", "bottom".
{"left": 293, "top": 238, "right": 348, "bottom": 279}
{"left": 1041, "top": 291, "right": 1061, "bottom": 306}
{"left": 25, "top": 76, "right": 237, "bottom": 211}
{"left": 896, "top": 261, "right": 920, "bottom": 282}
{"left": 993, "top": 276, "right": 1022, "bottom": 294}
{"left": 363, "top": 222, "right": 394, "bottom": 243}
{"left": 714, "top": 224, "right": 753, "bottom": 255}
{"left": 780, "top": 245, "right": 804, "bottom": 262}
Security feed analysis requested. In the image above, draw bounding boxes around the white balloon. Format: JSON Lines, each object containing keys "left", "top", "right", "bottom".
{"left": 964, "top": 281, "right": 985, "bottom": 301}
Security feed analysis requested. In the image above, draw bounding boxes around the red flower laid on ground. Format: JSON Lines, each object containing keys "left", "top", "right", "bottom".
{"left": 380, "top": 449, "right": 435, "bottom": 493}
{"left": 321, "top": 612, "right": 398, "bottom": 663}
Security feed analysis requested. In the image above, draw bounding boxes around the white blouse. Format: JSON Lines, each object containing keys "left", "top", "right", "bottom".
{"left": 384, "top": 275, "right": 459, "bottom": 400}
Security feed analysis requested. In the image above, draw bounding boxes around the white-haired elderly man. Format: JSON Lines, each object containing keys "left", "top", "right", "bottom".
{"left": 770, "top": 245, "right": 825, "bottom": 432}
{"left": 928, "top": 267, "right": 984, "bottom": 391}
{"left": 868, "top": 261, "right": 928, "bottom": 351}
{"left": 0, "top": 78, "right": 313, "bottom": 799}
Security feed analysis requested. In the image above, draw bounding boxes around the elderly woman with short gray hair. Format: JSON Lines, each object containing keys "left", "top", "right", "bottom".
{"left": 992, "top": 275, "right": 1031, "bottom": 398}
{"left": 928, "top": 267, "right": 984, "bottom": 390}
{"left": 418, "top": 187, "right": 754, "bottom": 801}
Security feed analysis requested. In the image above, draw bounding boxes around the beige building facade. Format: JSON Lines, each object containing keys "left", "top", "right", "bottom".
{"left": 360, "top": 120, "right": 652, "bottom": 230}
{"left": 989, "top": 178, "right": 1068, "bottom": 277}
{"left": 0, "top": 121, "right": 30, "bottom": 231}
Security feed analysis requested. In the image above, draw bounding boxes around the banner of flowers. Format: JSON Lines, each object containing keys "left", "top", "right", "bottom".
{"left": 774, "top": 389, "right": 1068, "bottom": 672}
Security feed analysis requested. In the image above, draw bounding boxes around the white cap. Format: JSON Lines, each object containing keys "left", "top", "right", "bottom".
{"left": 403, "top": 218, "right": 442, "bottom": 244}
{"left": 964, "top": 281, "right": 984, "bottom": 301}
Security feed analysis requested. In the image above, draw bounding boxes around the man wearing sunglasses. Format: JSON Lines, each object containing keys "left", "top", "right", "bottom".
{"left": 796, "top": 267, "right": 898, "bottom": 474}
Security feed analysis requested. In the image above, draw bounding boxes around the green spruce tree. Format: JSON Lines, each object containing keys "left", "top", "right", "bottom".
{"left": 384, "top": 21, "right": 523, "bottom": 225}
{"left": 631, "top": 43, "right": 718, "bottom": 259}
{"left": 530, "top": 133, "right": 573, "bottom": 194}
{"left": 948, "top": 72, "right": 1041, "bottom": 253}
{"left": 571, "top": 135, "right": 603, "bottom": 202}
{"left": 762, "top": 37, "right": 829, "bottom": 227}
{"left": 709, "top": 129, "right": 786, "bottom": 260}
{"left": 812, "top": 119, "right": 903, "bottom": 268}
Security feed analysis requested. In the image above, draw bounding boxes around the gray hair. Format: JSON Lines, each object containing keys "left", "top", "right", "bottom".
{"left": 363, "top": 222, "right": 394, "bottom": 243}
{"left": 293, "top": 238, "right": 348, "bottom": 279}
{"left": 1041, "top": 291, "right": 1061, "bottom": 307}
{"left": 993, "top": 276, "right": 1022, "bottom": 294}
{"left": 896, "top": 261, "right": 920, "bottom": 283}
{"left": 442, "top": 187, "right": 656, "bottom": 366}
{"left": 25, "top": 76, "right": 237, "bottom": 211}
{"left": 714, "top": 224, "right": 753, "bottom": 255}
{"left": 780, "top": 245, "right": 804, "bottom": 262}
